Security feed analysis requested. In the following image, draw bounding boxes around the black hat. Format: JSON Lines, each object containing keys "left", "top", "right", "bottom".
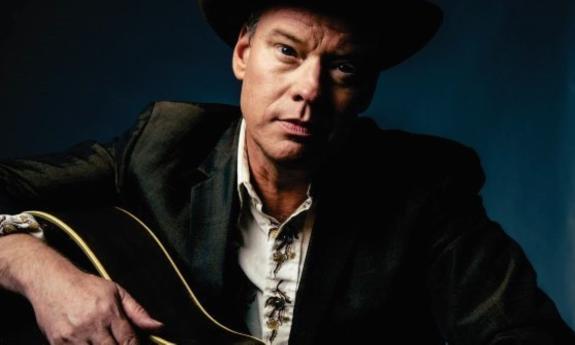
{"left": 198, "top": 0, "right": 443, "bottom": 69}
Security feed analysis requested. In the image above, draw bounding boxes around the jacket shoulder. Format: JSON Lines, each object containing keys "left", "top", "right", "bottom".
{"left": 116, "top": 101, "right": 241, "bottom": 183}
{"left": 128, "top": 100, "right": 241, "bottom": 147}
{"left": 140, "top": 101, "right": 241, "bottom": 129}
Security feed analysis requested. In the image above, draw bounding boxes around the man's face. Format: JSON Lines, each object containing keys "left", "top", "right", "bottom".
{"left": 232, "top": 7, "right": 379, "bottom": 169}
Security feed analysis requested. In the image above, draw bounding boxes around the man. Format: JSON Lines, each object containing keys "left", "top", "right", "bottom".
{"left": 0, "top": 0, "right": 573, "bottom": 344}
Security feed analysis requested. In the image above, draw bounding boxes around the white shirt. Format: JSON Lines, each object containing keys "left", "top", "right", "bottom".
{"left": 236, "top": 119, "right": 315, "bottom": 345}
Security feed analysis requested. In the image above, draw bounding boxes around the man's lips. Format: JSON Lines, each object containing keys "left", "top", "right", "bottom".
{"left": 278, "top": 120, "right": 313, "bottom": 137}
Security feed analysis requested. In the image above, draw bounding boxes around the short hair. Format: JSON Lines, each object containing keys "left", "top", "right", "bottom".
{"left": 244, "top": 10, "right": 262, "bottom": 40}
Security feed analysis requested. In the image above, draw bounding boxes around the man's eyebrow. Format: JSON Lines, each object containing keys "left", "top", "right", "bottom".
{"left": 329, "top": 44, "right": 372, "bottom": 60}
{"left": 268, "top": 28, "right": 373, "bottom": 60}
{"left": 268, "top": 29, "right": 304, "bottom": 45}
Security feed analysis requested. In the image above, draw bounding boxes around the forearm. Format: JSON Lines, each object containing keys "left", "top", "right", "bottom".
{"left": 0, "top": 233, "right": 79, "bottom": 298}
{"left": 0, "top": 141, "right": 121, "bottom": 296}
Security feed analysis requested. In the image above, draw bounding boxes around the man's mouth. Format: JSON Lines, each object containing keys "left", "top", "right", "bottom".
{"left": 279, "top": 120, "right": 313, "bottom": 137}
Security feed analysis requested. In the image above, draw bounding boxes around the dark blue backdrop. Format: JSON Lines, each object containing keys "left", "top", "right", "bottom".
{"left": 1, "top": 0, "right": 573, "bottom": 329}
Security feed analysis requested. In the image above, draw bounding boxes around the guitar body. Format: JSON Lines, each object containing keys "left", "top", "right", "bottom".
{"left": 0, "top": 207, "right": 263, "bottom": 345}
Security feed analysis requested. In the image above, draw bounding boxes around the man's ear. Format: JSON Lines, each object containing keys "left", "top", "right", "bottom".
{"left": 232, "top": 26, "right": 251, "bottom": 81}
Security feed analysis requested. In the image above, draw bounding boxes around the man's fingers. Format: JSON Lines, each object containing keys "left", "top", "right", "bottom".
{"left": 109, "top": 319, "right": 139, "bottom": 345}
{"left": 116, "top": 284, "right": 163, "bottom": 330}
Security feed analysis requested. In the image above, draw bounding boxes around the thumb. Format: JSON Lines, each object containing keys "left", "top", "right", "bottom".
{"left": 116, "top": 284, "right": 164, "bottom": 330}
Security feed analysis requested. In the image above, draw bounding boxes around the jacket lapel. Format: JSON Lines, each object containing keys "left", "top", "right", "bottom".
{"left": 185, "top": 118, "right": 243, "bottom": 318}
{"left": 288, "top": 173, "right": 361, "bottom": 345}
{"left": 288, "top": 117, "right": 388, "bottom": 345}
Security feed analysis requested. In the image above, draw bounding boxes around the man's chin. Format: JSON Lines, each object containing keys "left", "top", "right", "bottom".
{"left": 263, "top": 139, "right": 329, "bottom": 170}
{"left": 271, "top": 150, "right": 322, "bottom": 171}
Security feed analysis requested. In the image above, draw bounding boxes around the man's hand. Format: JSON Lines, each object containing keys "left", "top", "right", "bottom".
{"left": 0, "top": 234, "right": 163, "bottom": 345}
{"left": 30, "top": 272, "right": 163, "bottom": 345}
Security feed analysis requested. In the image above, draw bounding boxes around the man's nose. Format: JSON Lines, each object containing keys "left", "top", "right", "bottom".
{"left": 291, "top": 59, "right": 322, "bottom": 104}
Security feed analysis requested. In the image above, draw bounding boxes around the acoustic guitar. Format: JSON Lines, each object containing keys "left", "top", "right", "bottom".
{"left": 0, "top": 207, "right": 264, "bottom": 345}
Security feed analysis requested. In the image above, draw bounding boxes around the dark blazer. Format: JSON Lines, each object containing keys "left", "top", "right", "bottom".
{"left": 0, "top": 101, "right": 573, "bottom": 344}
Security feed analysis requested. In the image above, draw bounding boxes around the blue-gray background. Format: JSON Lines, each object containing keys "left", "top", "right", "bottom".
{"left": 1, "top": 0, "right": 573, "bottom": 329}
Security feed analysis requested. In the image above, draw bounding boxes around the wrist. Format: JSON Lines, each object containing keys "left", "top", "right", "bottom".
{"left": 0, "top": 233, "right": 47, "bottom": 295}
{"left": 20, "top": 240, "right": 83, "bottom": 301}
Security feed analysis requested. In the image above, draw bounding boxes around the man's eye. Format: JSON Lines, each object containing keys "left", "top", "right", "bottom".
{"left": 336, "top": 63, "right": 357, "bottom": 75}
{"left": 277, "top": 44, "right": 297, "bottom": 57}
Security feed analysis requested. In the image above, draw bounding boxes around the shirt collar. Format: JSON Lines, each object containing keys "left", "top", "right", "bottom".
{"left": 237, "top": 118, "right": 252, "bottom": 208}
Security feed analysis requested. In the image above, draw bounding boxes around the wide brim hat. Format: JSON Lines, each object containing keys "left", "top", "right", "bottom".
{"left": 198, "top": 0, "right": 443, "bottom": 69}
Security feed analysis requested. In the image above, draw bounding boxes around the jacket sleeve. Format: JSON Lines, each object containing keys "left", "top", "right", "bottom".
{"left": 424, "top": 147, "right": 575, "bottom": 345}
{"left": 0, "top": 103, "right": 155, "bottom": 214}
